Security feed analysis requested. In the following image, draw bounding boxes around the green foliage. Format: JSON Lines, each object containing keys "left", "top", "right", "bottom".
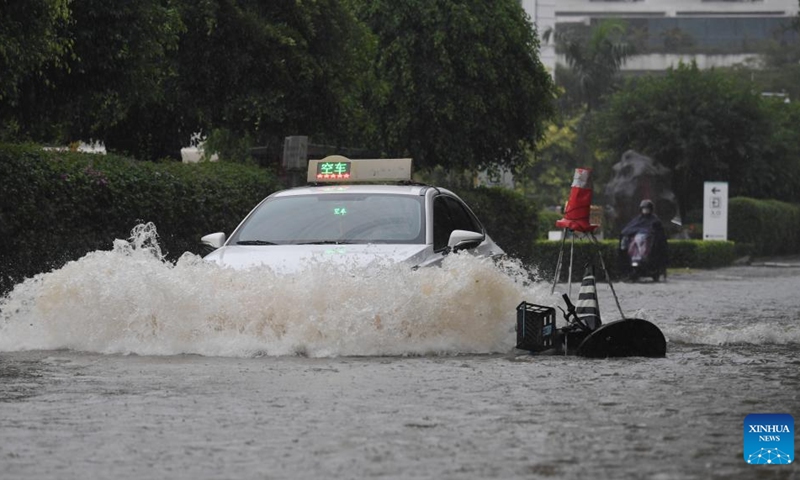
{"left": 203, "top": 128, "right": 256, "bottom": 165}
{"left": 412, "top": 166, "right": 474, "bottom": 191}
{"left": 736, "top": 54, "right": 800, "bottom": 103}
{"left": 729, "top": 197, "right": 800, "bottom": 256}
{"left": 593, "top": 62, "right": 790, "bottom": 218}
{"left": 545, "top": 19, "right": 635, "bottom": 112}
{"left": 524, "top": 19, "right": 634, "bottom": 209}
{"left": 754, "top": 99, "right": 800, "bottom": 202}
{"left": 0, "top": 144, "right": 281, "bottom": 295}
{"left": 530, "top": 197, "right": 800, "bottom": 270}
{"left": 530, "top": 239, "right": 620, "bottom": 281}
{"left": 355, "top": 0, "right": 555, "bottom": 171}
{"left": 176, "top": 0, "right": 374, "bottom": 151}
{"left": 516, "top": 114, "right": 585, "bottom": 209}
{"left": 530, "top": 239, "right": 736, "bottom": 281}
{"left": 0, "top": 0, "right": 71, "bottom": 106}
{"left": 5, "top": 0, "right": 186, "bottom": 156}
{"left": 537, "top": 210, "right": 562, "bottom": 238}
{"left": 721, "top": 14, "right": 800, "bottom": 113}
{"left": 2, "top": 1, "right": 374, "bottom": 161}
{"left": 2, "top": 1, "right": 556, "bottom": 171}
{"left": 0, "top": 142, "right": 544, "bottom": 295}
{"left": 667, "top": 241, "right": 736, "bottom": 269}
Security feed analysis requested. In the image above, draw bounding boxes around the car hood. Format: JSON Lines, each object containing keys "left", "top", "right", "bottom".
{"left": 203, "top": 244, "right": 432, "bottom": 273}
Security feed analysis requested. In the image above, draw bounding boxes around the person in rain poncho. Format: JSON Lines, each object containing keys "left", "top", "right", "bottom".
{"left": 619, "top": 199, "right": 668, "bottom": 278}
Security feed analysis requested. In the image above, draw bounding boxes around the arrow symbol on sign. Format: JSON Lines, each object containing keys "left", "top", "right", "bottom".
{"left": 712, "top": 187, "right": 720, "bottom": 194}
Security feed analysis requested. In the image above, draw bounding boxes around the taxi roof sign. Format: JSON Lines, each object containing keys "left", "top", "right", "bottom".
{"left": 307, "top": 155, "right": 413, "bottom": 183}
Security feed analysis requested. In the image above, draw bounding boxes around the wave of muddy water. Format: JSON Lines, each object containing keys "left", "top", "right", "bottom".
{"left": 1, "top": 227, "right": 798, "bottom": 479}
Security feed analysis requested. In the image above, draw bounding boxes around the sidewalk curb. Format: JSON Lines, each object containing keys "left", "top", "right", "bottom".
{"left": 749, "top": 262, "right": 800, "bottom": 268}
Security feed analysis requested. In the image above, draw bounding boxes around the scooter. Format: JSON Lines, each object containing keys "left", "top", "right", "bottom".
{"left": 619, "top": 230, "right": 667, "bottom": 282}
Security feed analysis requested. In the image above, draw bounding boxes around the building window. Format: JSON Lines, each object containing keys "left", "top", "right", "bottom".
{"left": 559, "top": 17, "right": 798, "bottom": 56}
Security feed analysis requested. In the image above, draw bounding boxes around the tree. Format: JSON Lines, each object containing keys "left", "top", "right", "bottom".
{"left": 544, "top": 19, "right": 635, "bottom": 112}
{"left": 3, "top": 0, "right": 185, "bottom": 158}
{"left": 724, "top": 7, "right": 800, "bottom": 104}
{"left": 0, "top": 0, "right": 71, "bottom": 103}
{"left": 355, "top": 0, "right": 554, "bottom": 172}
{"left": 0, "top": 0, "right": 71, "bottom": 137}
{"left": 516, "top": 114, "right": 584, "bottom": 208}
{"left": 3, "top": 0, "right": 374, "bottom": 161}
{"left": 518, "top": 19, "right": 634, "bottom": 213}
{"left": 174, "top": 0, "right": 375, "bottom": 158}
{"left": 593, "top": 62, "right": 799, "bottom": 218}
{"left": 753, "top": 98, "right": 800, "bottom": 202}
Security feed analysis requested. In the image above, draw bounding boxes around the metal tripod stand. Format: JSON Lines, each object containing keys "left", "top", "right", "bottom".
{"left": 550, "top": 228, "right": 626, "bottom": 320}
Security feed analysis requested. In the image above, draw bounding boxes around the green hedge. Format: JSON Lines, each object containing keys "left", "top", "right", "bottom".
{"left": 529, "top": 239, "right": 736, "bottom": 281}
{"left": 526, "top": 195, "right": 800, "bottom": 278}
{"left": 5, "top": 142, "right": 783, "bottom": 295}
{"left": 455, "top": 186, "right": 538, "bottom": 263}
{"left": 529, "top": 239, "right": 620, "bottom": 282}
{"left": 536, "top": 209, "right": 562, "bottom": 239}
{"left": 0, "top": 144, "right": 540, "bottom": 295}
{"left": 729, "top": 197, "right": 800, "bottom": 257}
{"left": 667, "top": 240, "right": 737, "bottom": 269}
{"left": 0, "top": 143, "right": 281, "bottom": 295}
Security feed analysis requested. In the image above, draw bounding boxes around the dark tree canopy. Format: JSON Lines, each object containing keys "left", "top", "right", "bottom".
{"left": 1, "top": 0, "right": 373, "bottom": 160}
{"left": 2, "top": 0, "right": 185, "bottom": 157}
{"left": 0, "top": 0, "right": 72, "bottom": 141}
{"left": 0, "top": 0, "right": 71, "bottom": 104}
{"left": 175, "top": 1, "right": 373, "bottom": 145}
{"left": 356, "top": 0, "right": 554, "bottom": 172}
{"left": 1, "top": 0, "right": 554, "bottom": 167}
{"left": 545, "top": 19, "right": 634, "bottom": 112}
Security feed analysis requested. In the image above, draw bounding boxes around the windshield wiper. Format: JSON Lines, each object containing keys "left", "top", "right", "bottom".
{"left": 236, "top": 240, "right": 277, "bottom": 245}
{"left": 296, "top": 240, "right": 355, "bottom": 245}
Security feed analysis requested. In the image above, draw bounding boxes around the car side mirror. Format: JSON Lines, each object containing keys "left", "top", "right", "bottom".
{"left": 447, "top": 229, "right": 484, "bottom": 252}
{"left": 201, "top": 232, "right": 226, "bottom": 249}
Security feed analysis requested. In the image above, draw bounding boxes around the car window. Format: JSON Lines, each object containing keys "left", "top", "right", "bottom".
{"left": 433, "top": 197, "right": 455, "bottom": 251}
{"left": 432, "top": 195, "right": 484, "bottom": 251}
{"left": 444, "top": 196, "right": 482, "bottom": 233}
{"left": 230, "top": 193, "right": 425, "bottom": 245}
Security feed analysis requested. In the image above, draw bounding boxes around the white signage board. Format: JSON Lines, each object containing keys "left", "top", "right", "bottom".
{"left": 703, "top": 181, "right": 728, "bottom": 241}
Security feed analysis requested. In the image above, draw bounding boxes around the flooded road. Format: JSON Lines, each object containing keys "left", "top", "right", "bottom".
{"left": 1, "top": 237, "right": 798, "bottom": 479}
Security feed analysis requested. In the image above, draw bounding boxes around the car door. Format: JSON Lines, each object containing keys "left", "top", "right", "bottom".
{"left": 416, "top": 190, "right": 502, "bottom": 268}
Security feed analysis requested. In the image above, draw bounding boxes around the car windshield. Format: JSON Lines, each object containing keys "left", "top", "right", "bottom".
{"left": 230, "top": 193, "right": 425, "bottom": 245}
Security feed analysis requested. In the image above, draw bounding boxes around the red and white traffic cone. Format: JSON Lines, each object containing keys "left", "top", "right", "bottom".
{"left": 555, "top": 168, "right": 598, "bottom": 233}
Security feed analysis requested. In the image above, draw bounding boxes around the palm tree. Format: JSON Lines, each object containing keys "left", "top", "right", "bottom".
{"left": 543, "top": 20, "right": 635, "bottom": 111}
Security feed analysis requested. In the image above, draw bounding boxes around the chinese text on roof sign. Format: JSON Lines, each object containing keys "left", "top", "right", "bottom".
{"left": 316, "top": 160, "right": 351, "bottom": 180}
{"left": 307, "top": 156, "right": 413, "bottom": 183}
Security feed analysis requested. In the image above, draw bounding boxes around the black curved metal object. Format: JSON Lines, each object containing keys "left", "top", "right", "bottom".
{"left": 576, "top": 318, "right": 666, "bottom": 358}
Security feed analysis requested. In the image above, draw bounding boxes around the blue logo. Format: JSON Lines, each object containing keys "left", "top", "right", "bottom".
{"left": 744, "top": 414, "right": 794, "bottom": 465}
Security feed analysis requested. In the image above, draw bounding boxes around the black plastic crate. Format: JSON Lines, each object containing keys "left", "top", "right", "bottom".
{"left": 516, "top": 302, "right": 556, "bottom": 352}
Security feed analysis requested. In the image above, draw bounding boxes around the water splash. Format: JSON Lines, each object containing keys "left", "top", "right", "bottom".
{"left": 5, "top": 224, "right": 796, "bottom": 356}
{"left": 0, "top": 224, "right": 550, "bottom": 357}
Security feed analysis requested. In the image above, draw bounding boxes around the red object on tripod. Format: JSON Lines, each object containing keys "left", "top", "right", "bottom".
{"left": 555, "top": 168, "right": 598, "bottom": 233}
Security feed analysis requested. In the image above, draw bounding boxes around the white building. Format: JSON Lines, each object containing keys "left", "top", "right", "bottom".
{"left": 521, "top": 0, "right": 800, "bottom": 73}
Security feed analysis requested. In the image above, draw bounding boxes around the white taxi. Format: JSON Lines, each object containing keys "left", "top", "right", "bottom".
{"left": 201, "top": 156, "right": 505, "bottom": 273}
